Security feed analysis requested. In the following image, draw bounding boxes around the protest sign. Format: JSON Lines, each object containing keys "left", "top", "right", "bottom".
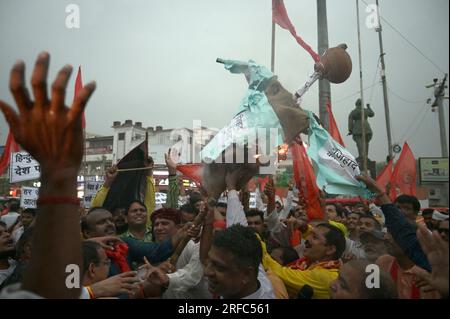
{"left": 20, "top": 186, "right": 39, "bottom": 209}
{"left": 10, "top": 152, "right": 40, "bottom": 183}
{"left": 83, "top": 181, "right": 103, "bottom": 208}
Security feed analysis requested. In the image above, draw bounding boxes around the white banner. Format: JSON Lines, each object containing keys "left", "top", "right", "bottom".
{"left": 83, "top": 181, "right": 103, "bottom": 208}
{"left": 10, "top": 152, "right": 41, "bottom": 183}
{"left": 20, "top": 186, "right": 39, "bottom": 209}
{"left": 307, "top": 111, "right": 371, "bottom": 198}
{"left": 200, "top": 111, "right": 249, "bottom": 161}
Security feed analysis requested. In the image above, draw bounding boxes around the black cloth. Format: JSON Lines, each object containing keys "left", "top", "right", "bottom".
{"left": 103, "top": 140, "right": 148, "bottom": 212}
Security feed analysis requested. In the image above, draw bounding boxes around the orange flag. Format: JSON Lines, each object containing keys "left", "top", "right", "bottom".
{"left": 176, "top": 164, "right": 203, "bottom": 186}
{"left": 257, "top": 176, "right": 270, "bottom": 192}
{"left": 376, "top": 159, "right": 394, "bottom": 193}
{"left": 291, "top": 139, "right": 323, "bottom": 220}
{"left": 326, "top": 102, "right": 345, "bottom": 147}
{"left": 74, "top": 66, "right": 85, "bottom": 129}
{"left": 391, "top": 142, "right": 417, "bottom": 198}
{"left": 272, "top": 0, "right": 320, "bottom": 62}
{"left": 0, "top": 131, "right": 20, "bottom": 175}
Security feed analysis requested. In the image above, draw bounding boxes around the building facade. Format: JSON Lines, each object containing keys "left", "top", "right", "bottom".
{"left": 80, "top": 134, "right": 114, "bottom": 176}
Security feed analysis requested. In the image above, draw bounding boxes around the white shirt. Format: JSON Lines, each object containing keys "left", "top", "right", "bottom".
{"left": 0, "top": 212, "right": 20, "bottom": 229}
{"left": 163, "top": 240, "right": 211, "bottom": 299}
{"left": 226, "top": 190, "right": 275, "bottom": 299}
{"left": 278, "top": 190, "right": 295, "bottom": 220}
{"left": 266, "top": 208, "right": 290, "bottom": 248}
{"left": 369, "top": 204, "right": 385, "bottom": 225}
{"left": 11, "top": 226, "right": 24, "bottom": 245}
{"left": 254, "top": 188, "right": 266, "bottom": 212}
{"left": 0, "top": 283, "right": 42, "bottom": 299}
{"left": 242, "top": 280, "right": 275, "bottom": 299}
{"left": 0, "top": 259, "right": 16, "bottom": 286}
{"left": 0, "top": 282, "right": 91, "bottom": 299}
{"left": 344, "top": 237, "right": 366, "bottom": 259}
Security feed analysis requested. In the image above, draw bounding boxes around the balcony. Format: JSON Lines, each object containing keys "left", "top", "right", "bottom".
{"left": 85, "top": 146, "right": 113, "bottom": 155}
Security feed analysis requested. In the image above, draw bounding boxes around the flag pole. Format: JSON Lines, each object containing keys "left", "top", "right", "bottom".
{"left": 356, "top": 0, "right": 368, "bottom": 174}
{"left": 271, "top": 21, "right": 276, "bottom": 73}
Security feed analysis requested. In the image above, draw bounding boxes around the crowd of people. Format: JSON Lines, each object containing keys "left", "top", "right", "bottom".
{"left": 0, "top": 53, "right": 448, "bottom": 299}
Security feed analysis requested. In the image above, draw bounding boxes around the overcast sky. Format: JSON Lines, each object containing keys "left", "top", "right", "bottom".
{"left": 0, "top": 0, "right": 448, "bottom": 162}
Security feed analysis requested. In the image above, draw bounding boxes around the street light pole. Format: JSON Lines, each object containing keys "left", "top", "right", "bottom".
{"left": 375, "top": 0, "right": 394, "bottom": 160}
{"left": 434, "top": 74, "right": 449, "bottom": 157}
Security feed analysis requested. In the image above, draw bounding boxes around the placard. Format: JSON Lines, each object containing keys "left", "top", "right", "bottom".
{"left": 83, "top": 181, "right": 103, "bottom": 208}
{"left": 20, "top": 186, "right": 39, "bottom": 209}
{"left": 10, "top": 152, "right": 40, "bottom": 183}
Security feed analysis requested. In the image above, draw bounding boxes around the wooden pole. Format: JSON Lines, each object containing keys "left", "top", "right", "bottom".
{"left": 116, "top": 166, "right": 153, "bottom": 172}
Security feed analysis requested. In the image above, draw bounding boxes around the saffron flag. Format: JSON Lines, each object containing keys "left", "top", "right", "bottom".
{"left": 291, "top": 139, "right": 323, "bottom": 220}
{"left": 0, "top": 131, "right": 20, "bottom": 176}
{"left": 376, "top": 159, "right": 393, "bottom": 193}
{"left": 306, "top": 111, "right": 371, "bottom": 198}
{"left": 74, "top": 66, "right": 86, "bottom": 129}
{"left": 390, "top": 142, "right": 417, "bottom": 198}
{"left": 177, "top": 164, "right": 203, "bottom": 186}
{"left": 272, "top": 0, "right": 320, "bottom": 62}
{"left": 326, "top": 102, "right": 345, "bottom": 147}
{"left": 257, "top": 176, "right": 270, "bottom": 192}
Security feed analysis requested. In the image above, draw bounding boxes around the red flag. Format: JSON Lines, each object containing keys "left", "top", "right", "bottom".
{"left": 291, "top": 139, "right": 323, "bottom": 220}
{"left": 0, "top": 131, "right": 20, "bottom": 175}
{"left": 391, "top": 143, "right": 417, "bottom": 198}
{"left": 74, "top": 66, "right": 85, "bottom": 129}
{"left": 376, "top": 159, "right": 394, "bottom": 193}
{"left": 257, "top": 176, "right": 270, "bottom": 192}
{"left": 272, "top": 0, "right": 320, "bottom": 62}
{"left": 176, "top": 164, "right": 203, "bottom": 186}
{"left": 326, "top": 102, "right": 345, "bottom": 147}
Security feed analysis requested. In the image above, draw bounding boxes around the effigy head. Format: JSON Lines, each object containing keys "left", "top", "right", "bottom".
{"left": 315, "top": 44, "right": 352, "bottom": 84}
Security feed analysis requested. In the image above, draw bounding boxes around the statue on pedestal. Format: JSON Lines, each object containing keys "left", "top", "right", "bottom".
{"left": 348, "top": 98, "right": 375, "bottom": 161}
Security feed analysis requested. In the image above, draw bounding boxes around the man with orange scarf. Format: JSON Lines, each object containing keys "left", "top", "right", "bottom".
{"left": 261, "top": 223, "right": 346, "bottom": 299}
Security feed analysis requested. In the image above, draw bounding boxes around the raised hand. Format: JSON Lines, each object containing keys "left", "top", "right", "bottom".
{"left": 355, "top": 175, "right": 383, "bottom": 195}
{"left": 356, "top": 175, "right": 391, "bottom": 205}
{"left": 288, "top": 179, "right": 295, "bottom": 191}
{"left": 104, "top": 165, "right": 118, "bottom": 188}
{"left": 139, "top": 259, "right": 170, "bottom": 298}
{"left": 0, "top": 52, "right": 95, "bottom": 298}
{"left": 414, "top": 224, "right": 449, "bottom": 297}
{"left": 165, "top": 148, "right": 177, "bottom": 175}
{"left": 264, "top": 176, "right": 275, "bottom": 214}
{"left": 264, "top": 177, "right": 275, "bottom": 202}
{"left": 0, "top": 52, "right": 96, "bottom": 177}
{"left": 156, "top": 260, "right": 177, "bottom": 274}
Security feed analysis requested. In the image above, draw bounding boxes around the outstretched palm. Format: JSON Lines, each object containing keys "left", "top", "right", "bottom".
{"left": 0, "top": 52, "right": 96, "bottom": 175}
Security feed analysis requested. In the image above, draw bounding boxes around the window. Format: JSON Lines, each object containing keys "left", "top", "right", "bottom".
{"left": 118, "top": 133, "right": 125, "bottom": 141}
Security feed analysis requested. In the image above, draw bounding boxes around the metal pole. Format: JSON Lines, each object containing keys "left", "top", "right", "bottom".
{"left": 375, "top": 0, "right": 393, "bottom": 160}
{"left": 271, "top": 21, "right": 276, "bottom": 73}
{"left": 317, "top": 0, "right": 331, "bottom": 130}
{"left": 436, "top": 74, "right": 448, "bottom": 157}
{"left": 356, "top": 0, "right": 367, "bottom": 174}
{"left": 436, "top": 76, "right": 449, "bottom": 207}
